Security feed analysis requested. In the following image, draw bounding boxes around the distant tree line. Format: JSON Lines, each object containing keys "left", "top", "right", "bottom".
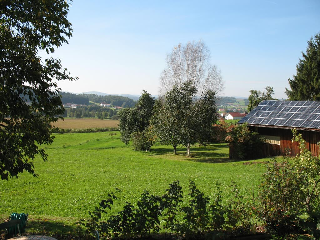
{"left": 60, "top": 92, "right": 89, "bottom": 105}
{"left": 63, "top": 105, "right": 118, "bottom": 119}
{"left": 60, "top": 92, "right": 136, "bottom": 108}
{"left": 83, "top": 94, "right": 136, "bottom": 108}
{"left": 216, "top": 96, "right": 237, "bottom": 105}
{"left": 216, "top": 97, "right": 249, "bottom": 108}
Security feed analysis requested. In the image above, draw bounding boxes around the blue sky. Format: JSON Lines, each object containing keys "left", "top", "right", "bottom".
{"left": 53, "top": 0, "right": 320, "bottom": 99}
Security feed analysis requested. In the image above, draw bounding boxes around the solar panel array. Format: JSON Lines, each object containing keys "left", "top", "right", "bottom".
{"left": 238, "top": 100, "right": 320, "bottom": 129}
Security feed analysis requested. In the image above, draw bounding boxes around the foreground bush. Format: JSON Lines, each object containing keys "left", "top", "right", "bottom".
{"left": 80, "top": 181, "right": 258, "bottom": 240}
{"left": 259, "top": 129, "right": 320, "bottom": 239}
{"left": 226, "top": 123, "right": 265, "bottom": 160}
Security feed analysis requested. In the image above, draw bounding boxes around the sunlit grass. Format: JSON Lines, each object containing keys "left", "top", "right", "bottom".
{"left": 0, "top": 131, "right": 273, "bottom": 236}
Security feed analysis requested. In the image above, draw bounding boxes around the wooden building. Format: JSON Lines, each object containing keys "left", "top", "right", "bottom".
{"left": 238, "top": 100, "right": 320, "bottom": 157}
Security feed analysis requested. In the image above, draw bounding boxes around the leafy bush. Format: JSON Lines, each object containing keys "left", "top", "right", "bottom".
{"left": 80, "top": 181, "right": 258, "bottom": 239}
{"left": 131, "top": 128, "right": 155, "bottom": 152}
{"left": 223, "top": 183, "right": 257, "bottom": 236}
{"left": 259, "top": 129, "right": 320, "bottom": 238}
{"left": 118, "top": 91, "right": 155, "bottom": 147}
{"left": 226, "top": 123, "right": 265, "bottom": 160}
{"left": 212, "top": 119, "right": 234, "bottom": 143}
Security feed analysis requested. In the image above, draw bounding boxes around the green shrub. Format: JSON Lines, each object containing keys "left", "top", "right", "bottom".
{"left": 81, "top": 181, "right": 258, "bottom": 239}
{"left": 131, "top": 128, "right": 154, "bottom": 152}
{"left": 259, "top": 129, "right": 320, "bottom": 238}
{"left": 226, "top": 123, "right": 265, "bottom": 160}
{"left": 223, "top": 183, "right": 256, "bottom": 236}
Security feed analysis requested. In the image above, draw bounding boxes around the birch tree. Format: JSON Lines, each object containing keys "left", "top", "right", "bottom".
{"left": 154, "top": 41, "right": 221, "bottom": 156}
{"left": 159, "top": 41, "right": 223, "bottom": 97}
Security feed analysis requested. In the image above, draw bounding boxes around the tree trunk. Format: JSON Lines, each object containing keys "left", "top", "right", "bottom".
{"left": 173, "top": 145, "right": 177, "bottom": 155}
{"left": 187, "top": 143, "right": 191, "bottom": 157}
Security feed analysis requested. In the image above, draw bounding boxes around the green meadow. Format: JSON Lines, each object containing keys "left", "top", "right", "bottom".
{"left": 0, "top": 131, "right": 272, "bottom": 236}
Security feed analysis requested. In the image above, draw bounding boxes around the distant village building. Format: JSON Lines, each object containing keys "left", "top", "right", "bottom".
{"left": 100, "top": 103, "right": 111, "bottom": 107}
{"left": 63, "top": 103, "right": 78, "bottom": 109}
{"left": 225, "top": 112, "right": 246, "bottom": 120}
{"left": 239, "top": 100, "right": 320, "bottom": 157}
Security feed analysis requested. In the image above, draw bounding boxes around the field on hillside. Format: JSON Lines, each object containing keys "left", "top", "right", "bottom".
{"left": 52, "top": 118, "right": 119, "bottom": 129}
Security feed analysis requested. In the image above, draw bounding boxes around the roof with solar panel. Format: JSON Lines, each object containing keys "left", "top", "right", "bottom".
{"left": 238, "top": 100, "right": 320, "bottom": 130}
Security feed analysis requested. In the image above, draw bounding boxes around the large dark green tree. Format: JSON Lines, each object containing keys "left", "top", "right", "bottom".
{"left": 247, "top": 86, "right": 275, "bottom": 112}
{"left": 119, "top": 90, "right": 155, "bottom": 149}
{"left": 153, "top": 81, "right": 197, "bottom": 155}
{"left": 0, "top": 0, "right": 76, "bottom": 180}
{"left": 193, "top": 89, "right": 217, "bottom": 145}
{"left": 153, "top": 81, "right": 217, "bottom": 156}
{"left": 286, "top": 33, "right": 320, "bottom": 100}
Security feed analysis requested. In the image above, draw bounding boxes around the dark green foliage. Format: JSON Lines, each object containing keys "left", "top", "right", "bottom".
{"left": 119, "top": 91, "right": 155, "bottom": 148}
{"left": 81, "top": 181, "right": 258, "bottom": 240}
{"left": 131, "top": 128, "right": 154, "bottom": 151}
{"left": 160, "top": 181, "right": 184, "bottom": 232}
{"left": 60, "top": 92, "right": 89, "bottom": 105}
{"left": 226, "top": 124, "right": 265, "bottom": 160}
{"left": 152, "top": 81, "right": 198, "bottom": 155}
{"left": 61, "top": 92, "right": 136, "bottom": 108}
{"left": 259, "top": 161, "right": 302, "bottom": 238}
{"left": 153, "top": 82, "right": 217, "bottom": 155}
{"left": 0, "top": 0, "right": 76, "bottom": 179}
{"left": 286, "top": 33, "right": 320, "bottom": 100}
{"left": 216, "top": 96, "right": 237, "bottom": 105}
{"left": 178, "top": 181, "right": 211, "bottom": 235}
{"left": 119, "top": 108, "right": 138, "bottom": 144}
{"left": 247, "top": 86, "right": 275, "bottom": 112}
{"left": 64, "top": 105, "right": 117, "bottom": 119}
{"left": 223, "top": 183, "right": 255, "bottom": 235}
{"left": 259, "top": 130, "right": 320, "bottom": 238}
{"left": 193, "top": 90, "right": 218, "bottom": 144}
{"left": 82, "top": 94, "right": 136, "bottom": 108}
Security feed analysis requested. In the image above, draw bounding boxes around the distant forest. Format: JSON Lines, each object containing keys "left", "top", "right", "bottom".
{"left": 216, "top": 97, "right": 249, "bottom": 106}
{"left": 59, "top": 92, "right": 248, "bottom": 119}
{"left": 60, "top": 92, "right": 248, "bottom": 108}
{"left": 60, "top": 92, "right": 136, "bottom": 108}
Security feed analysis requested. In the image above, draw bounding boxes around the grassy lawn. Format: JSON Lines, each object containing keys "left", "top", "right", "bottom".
{"left": 0, "top": 131, "right": 273, "bottom": 237}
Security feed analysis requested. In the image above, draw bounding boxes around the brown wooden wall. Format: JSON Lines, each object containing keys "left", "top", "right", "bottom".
{"left": 250, "top": 126, "right": 320, "bottom": 157}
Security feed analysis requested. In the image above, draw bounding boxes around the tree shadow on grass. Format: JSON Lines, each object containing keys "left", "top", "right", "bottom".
{"left": 150, "top": 143, "right": 236, "bottom": 163}
{"left": 187, "top": 144, "right": 231, "bottom": 163}
{"left": 25, "top": 219, "right": 85, "bottom": 240}
{"left": 149, "top": 146, "right": 183, "bottom": 155}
